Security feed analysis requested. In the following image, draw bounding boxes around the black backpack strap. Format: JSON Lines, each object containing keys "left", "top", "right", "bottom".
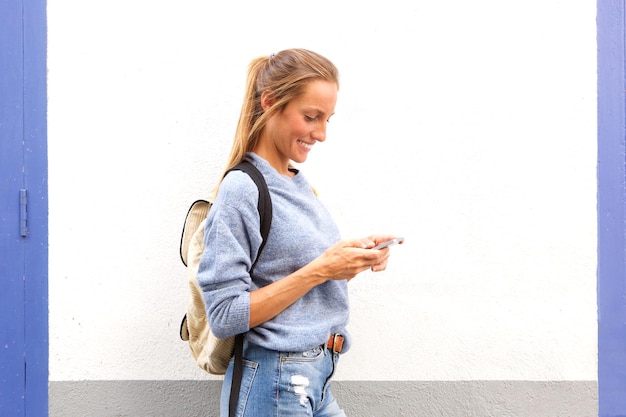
{"left": 225, "top": 159, "right": 272, "bottom": 417}
{"left": 228, "top": 159, "right": 273, "bottom": 272}
{"left": 229, "top": 333, "right": 245, "bottom": 417}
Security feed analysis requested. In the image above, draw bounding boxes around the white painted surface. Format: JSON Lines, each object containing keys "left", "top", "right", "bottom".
{"left": 48, "top": 0, "right": 597, "bottom": 381}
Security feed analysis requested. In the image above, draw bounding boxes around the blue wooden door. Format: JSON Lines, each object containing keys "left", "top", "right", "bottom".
{"left": 597, "top": 0, "right": 626, "bottom": 415}
{"left": 0, "top": 0, "right": 48, "bottom": 415}
{"left": 0, "top": 1, "right": 28, "bottom": 412}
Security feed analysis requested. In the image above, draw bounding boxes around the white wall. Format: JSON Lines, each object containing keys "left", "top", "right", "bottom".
{"left": 48, "top": 0, "right": 597, "bottom": 383}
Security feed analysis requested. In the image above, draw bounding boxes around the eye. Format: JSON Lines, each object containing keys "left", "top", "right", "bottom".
{"left": 305, "top": 114, "right": 316, "bottom": 121}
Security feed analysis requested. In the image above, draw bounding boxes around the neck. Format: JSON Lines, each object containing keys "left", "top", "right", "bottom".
{"left": 252, "top": 143, "right": 291, "bottom": 177}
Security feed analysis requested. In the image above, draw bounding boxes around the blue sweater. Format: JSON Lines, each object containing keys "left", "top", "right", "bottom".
{"left": 197, "top": 153, "right": 351, "bottom": 352}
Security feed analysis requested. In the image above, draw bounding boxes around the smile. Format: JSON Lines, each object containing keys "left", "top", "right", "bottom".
{"left": 298, "top": 140, "right": 313, "bottom": 150}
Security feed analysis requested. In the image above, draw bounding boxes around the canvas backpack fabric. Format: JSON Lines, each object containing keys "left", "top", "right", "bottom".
{"left": 179, "top": 160, "right": 272, "bottom": 375}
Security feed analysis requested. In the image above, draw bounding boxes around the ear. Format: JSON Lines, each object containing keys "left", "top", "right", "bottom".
{"left": 260, "top": 90, "right": 275, "bottom": 111}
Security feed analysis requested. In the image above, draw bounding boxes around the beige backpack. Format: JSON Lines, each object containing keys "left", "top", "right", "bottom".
{"left": 178, "top": 160, "right": 272, "bottom": 376}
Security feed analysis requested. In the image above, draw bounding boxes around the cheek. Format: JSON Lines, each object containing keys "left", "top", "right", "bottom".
{"left": 287, "top": 117, "right": 310, "bottom": 138}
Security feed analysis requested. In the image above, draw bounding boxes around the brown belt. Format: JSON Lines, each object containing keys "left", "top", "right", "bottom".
{"left": 326, "top": 334, "right": 344, "bottom": 354}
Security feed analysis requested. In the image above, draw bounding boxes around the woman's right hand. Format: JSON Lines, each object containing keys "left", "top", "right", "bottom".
{"left": 249, "top": 237, "right": 399, "bottom": 328}
{"left": 308, "top": 238, "right": 393, "bottom": 281}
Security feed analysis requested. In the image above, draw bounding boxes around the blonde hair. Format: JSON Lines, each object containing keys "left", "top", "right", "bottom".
{"left": 211, "top": 48, "right": 339, "bottom": 198}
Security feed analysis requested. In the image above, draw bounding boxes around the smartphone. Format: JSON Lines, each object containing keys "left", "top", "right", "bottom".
{"left": 371, "top": 237, "right": 404, "bottom": 250}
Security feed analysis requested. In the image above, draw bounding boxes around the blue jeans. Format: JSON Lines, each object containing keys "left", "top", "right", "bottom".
{"left": 220, "top": 340, "right": 347, "bottom": 417}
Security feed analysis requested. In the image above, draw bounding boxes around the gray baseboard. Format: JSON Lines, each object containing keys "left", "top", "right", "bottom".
{"left": 49, "top": 380, "right": 597, "bottom": 417}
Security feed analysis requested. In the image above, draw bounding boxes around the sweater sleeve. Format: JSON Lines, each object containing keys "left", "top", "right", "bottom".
{"left": 196, "top": 171, "right": 262, "bottom": 338}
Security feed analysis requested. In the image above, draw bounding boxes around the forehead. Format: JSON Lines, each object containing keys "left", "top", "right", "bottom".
{"left": 294, "top": 79, "right": 338, "bottom": 111}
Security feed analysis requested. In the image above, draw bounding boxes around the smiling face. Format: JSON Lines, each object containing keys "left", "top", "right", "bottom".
{"left": 255, "top": 79, "right": 338, "bottom": 175}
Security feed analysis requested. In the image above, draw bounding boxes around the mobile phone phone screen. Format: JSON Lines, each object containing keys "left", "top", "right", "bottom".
{"left": 371, "top": 237, "right": 404, "bottom": 250}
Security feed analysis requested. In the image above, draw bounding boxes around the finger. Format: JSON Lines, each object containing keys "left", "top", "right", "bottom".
{"left": 371, "top": 257, "right": 389, "bottom": 272}
{"left": 360, "top": 237, "right": 376, "bottom": 248}
{"left": 369, "top": 235, "right": 401, "bottom": 246}
{"left": 343, "top": 238, "right": 370, "bottom": 249}
{"left": 369, "top": 248, "right": 391, "bottom": 271}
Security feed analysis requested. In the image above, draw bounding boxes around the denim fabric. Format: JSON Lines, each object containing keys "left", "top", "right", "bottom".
{"left": 220, "top": 340, "right": 347, "bottom": 417}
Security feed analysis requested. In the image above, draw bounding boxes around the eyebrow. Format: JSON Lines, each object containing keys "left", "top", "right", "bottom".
{"left": 304, "top": 106, "right": 335, "bottom": 118}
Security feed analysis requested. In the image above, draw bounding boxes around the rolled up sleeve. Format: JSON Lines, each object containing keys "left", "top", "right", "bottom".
{"left": 196, "top": 173, "right": 261, "bottom": 338}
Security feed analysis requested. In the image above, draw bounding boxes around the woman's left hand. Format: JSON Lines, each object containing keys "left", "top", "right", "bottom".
{"left": 358, "top": 235, "right": 404, "bottom": 273}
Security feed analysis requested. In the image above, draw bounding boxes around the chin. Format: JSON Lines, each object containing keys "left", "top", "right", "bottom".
{"left": 292, "top": 155, "right": 308, "bottom": 164}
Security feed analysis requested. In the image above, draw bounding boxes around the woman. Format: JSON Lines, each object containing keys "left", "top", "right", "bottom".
{"left": 197, "top": 48, "right": 401, "bottom": 417}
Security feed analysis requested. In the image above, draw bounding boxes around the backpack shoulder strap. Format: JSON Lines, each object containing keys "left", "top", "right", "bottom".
{"left": 224, "top": 159, "right": 272, "bottom": 417}
{"left": 226, "top": 159, "right": 273, "bottom": 272}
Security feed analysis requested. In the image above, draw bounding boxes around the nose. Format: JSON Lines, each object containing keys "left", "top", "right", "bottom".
{"left": 312, "top": 121, "right": 328, "bottom": 143}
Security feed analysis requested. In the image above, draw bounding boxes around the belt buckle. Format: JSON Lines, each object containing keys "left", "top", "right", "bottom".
{"left": 331, "top": 333, "right": 342, "bottom": 354}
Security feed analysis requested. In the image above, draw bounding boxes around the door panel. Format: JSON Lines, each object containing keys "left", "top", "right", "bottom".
{"left": 0, "top": 0, "right": 48, "bottom": 415}
{"left": 0, "top": 0, "right": 27, "bottom": 414}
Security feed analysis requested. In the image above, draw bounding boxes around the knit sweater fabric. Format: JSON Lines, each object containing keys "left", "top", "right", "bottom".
{"left": 197, "top": 153, "right": 351, "bottom": 353}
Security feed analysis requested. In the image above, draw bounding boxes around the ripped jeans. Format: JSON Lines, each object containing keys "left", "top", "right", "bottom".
{"left": 220, "top": 339, "right": 347, "bottom": 417}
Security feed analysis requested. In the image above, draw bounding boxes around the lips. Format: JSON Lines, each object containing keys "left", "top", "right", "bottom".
{"left": 298, "top": 140, "right": 313, "bottom": 151}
